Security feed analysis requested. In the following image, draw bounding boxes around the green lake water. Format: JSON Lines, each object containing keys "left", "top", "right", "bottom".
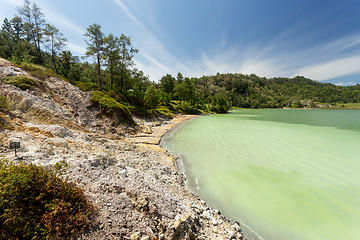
{"left": 161, "top": 109, "right": 360, "bottom": 240}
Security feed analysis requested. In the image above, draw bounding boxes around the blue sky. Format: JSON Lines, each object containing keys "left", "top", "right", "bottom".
{"left": 1, "top": 0, "right": 360, "bottom": 85}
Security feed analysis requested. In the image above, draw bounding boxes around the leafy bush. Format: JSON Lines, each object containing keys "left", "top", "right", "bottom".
{"left": 19, "top": 62, "right": 56, "bottom": 80}
{"left": 156, "top": 106, "right": 174, "bottom": 119}
{"left": 90, "top": 91, "right": 134, "bottom": 125}
{"left": 182, "top": 102, "right": 202, "bottom": 114}
{"left": 144, "top": 85, "right": 160, "bottom": 109}
{"left": 2, "top": 75, "right": 38, "bottom": 90}
{"left": 75, "top": 81, "right": 98, "bottom": 92}
{"left": 0, "top": 158, "right": 96, "bottom": 240}
{"left": 211, "top": 97, "right": 230, "bottom": 113}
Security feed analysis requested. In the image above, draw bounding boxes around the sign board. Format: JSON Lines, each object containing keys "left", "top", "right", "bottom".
{"left": 10, "top": 142, "right": 20, "bottom": 157}
{"left": 10, "top": 142, "right": 20, "bottom": 150}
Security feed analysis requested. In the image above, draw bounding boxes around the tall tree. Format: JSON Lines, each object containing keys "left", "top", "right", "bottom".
{"left": 31, "top": 2, "right": 45, "bottom": 59}
{"left": 160, "top": 74, "right": 175, "bottom": 94}
{"left": 174, "top": 77, "right": 195, "bottom": 104}
{"left": 11, "top": 16, "right": 23, "bottom": 40}
{"left": 117, "top": 34, "right": 138, "bottom": 92}
{"left": 0, "top": 19, "right": 14, "bottom": 58}
{"left": 103, "top": 34, "right": 120, "bottom": 90}
{"left": 17, "top": 0, "right": 46, "bottom": 62}
{"left": 2, "top": 18, "right": 13, "bottom": 37}
{"left": 16, "top": 0, "right": 32, "bottom": 41}
{"left": 144, "top": 85, "right": 160, "bottom": 109}
{"left": 84, "top": 23, "right": 104, "bottom": 89}
{"left": 176, "top": 72, "right": 184, "bottom": 83}
{"left": 43, "top": 24, "right": 67, "bottom": 75}
{"left": 59, "top": 50, "right": 78, "bottom": 78}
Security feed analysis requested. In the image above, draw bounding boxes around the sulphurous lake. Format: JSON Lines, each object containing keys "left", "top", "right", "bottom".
{"left": 162, "top": 109, "right": 360, "bottom": 240}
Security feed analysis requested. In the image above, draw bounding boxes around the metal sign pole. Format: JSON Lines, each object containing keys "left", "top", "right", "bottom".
{"left": 10, "top": 142, "right": 20, "bottom": 158}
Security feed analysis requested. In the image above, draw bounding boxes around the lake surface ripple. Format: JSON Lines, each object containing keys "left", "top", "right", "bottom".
{"left": 162, "top": 109, "right": 360, "bottom": 240}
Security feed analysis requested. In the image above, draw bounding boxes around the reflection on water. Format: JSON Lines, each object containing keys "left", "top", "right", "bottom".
{"left": 162, "top": 109, "right": 360, "bottom": 240}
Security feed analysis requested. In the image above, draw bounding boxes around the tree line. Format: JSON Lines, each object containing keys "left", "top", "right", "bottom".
{"left": 1, "top": 0, "right": 360, "bottom": 119}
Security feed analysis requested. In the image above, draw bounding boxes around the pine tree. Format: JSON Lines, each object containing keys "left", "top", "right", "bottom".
{"left": 16, "top": 0, "right": 46, "bottom": 63}
{"left": 84, "top": 23, "right": 104, "bottom": 89}
{"left": 103, "top": 34, "right": 120, "bottom": 90}
{"left": 43, "top": 24, "right": 67, "bottom": 75}
{"left": 117, "top": 34, "right": 138, "bottom": 92}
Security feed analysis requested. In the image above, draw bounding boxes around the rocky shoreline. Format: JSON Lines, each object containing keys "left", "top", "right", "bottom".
{"left": 0, "top": 58, "right": 246, "bottom": 239}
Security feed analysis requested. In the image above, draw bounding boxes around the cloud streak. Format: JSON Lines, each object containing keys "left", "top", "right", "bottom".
{"left": 4, "top": 0, "right": 358, "bottom": 84}
{"left": 112, "top": 0, "right": 192, "bottom": 81}
{"left": 113, "top": 0, "right": 144, "bottom": 28}
{"left": 66, "top": 42, "right": 87, "bottom": 56}
{"left": 43, "top": 9, "right": 84, "bottom": 36}
{"left": 295, "top": 55, "right": 360, "bottom": 81}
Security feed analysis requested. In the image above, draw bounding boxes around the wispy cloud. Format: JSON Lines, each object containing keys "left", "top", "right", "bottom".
{"left": 137, "top": 26, "right": 360, "bottom": 82}
{"left": 294, "top": 55, "right": 360, "bottom": 81}
{"left": 0, "top": 0, "right": 86, "bottom": 57}
{"left": 1, "top": 0, "right": 22, "bottom": 6}
{"left": 113, "top": 0, "right": 144, "bottom": 28}
{"left": 39, "top": 1, "right": 87, "bottom": 57}
{"left": 66, "top": 42, "right": 87, "bottom": 56}
{"left": 335, "top": 82, "right": 356, "bottom": 86}
{"left": 43, "top": 9, "right": 84, "bottom": 36}
{"left": 112, "top": 0, "right": 192, "bottom": 81}
{"left": 1, "top": 0, "right": 84, "bottom": 35}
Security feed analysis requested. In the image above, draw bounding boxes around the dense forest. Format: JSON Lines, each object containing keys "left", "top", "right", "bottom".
{"left": 1, "top": 0, "right": 360, "bottom": 121}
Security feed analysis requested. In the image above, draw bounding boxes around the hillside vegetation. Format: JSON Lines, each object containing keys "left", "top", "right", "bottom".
{"left": 1, "top": 0, "right": 359, "bottom": 123}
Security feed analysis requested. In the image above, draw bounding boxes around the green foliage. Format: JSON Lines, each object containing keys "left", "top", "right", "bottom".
{"left": 160, "top": 74, "right": 175, "bottom": 94}
{"left": 181, "top": 102, "right": 202, "bottom": 114}
{"left": 84, "top": 23, "right": 104, "bottom": 89}
{"left": 0, "top": 158, "right": 96, "bottom": 239}
{"left": 156, "top": 106, "right": 174, "bottom": 119}
{"left": 144, "top": 85, "right": 160, "bottom": 109}
{"left": 211, "top": 96, "right": 230, "bottom": 113}
{"left": 75, "top": 81, "right": 98, "bottom": 92}
{"left": 90, "top": 91, "right": 134, "bottom": 125}
{"left": 174, "top": 78, "right": 195, "bottom": 103}
{"left": 53, "top": 160, "right": 68, "bottom": 174}
{"left": 19, "top": 62, "right": 56, "bottom": 80}
{"left": 2, "top": 75, "right": 37, "bottom": 90}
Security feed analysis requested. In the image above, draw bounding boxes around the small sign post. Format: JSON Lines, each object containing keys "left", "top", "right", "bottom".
{"left": 10, "top": 142, "right": 20, "bottom": 157}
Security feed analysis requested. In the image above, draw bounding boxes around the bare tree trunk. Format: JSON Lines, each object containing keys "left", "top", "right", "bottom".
{"left": 97, "top": 54, "right": 102, "bottom": 89}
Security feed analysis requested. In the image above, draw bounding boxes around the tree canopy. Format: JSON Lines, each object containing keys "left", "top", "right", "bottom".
{"left": 1, "top": 0, "right": 360, "bottom": 118}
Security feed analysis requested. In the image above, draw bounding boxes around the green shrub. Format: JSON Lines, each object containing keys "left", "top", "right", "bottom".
{"left": 156, "top": 106, "right": 174, "bottom": 119}
{"left": 75, "top": 81, "right": 98, "bottom": 92}
{"left": 19, "top": 62, "right": 56, "bottom": 80}
{"left": 0, "top": 158, "right": 96, "bottom": 240}
{"left": 128, "top": 105, "right": 151, "bottom": 118}
{"left": 144, "top": 85, "right": 160, "bottom": 109}
{"left": 170, "top": 101, "right": 184, "bottom": 113}
{"left": 2, "top": 75, "right": 37, "bottom": 90}
{"left": 182, "top": 102, "right": 201, "bottom": 114}
{"left": 90, "top": 91, "right": 134, "bottom": 125}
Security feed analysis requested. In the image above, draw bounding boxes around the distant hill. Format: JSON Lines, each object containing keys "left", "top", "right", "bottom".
{"left": 192, "top": 73, "right": 360, "bottom": 109}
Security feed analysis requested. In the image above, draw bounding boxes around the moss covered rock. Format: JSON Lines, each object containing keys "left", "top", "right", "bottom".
{"left": 19, "top": 62, "right": 56, "bottom": 80}
{"left": 90, "top": 91, "right": 134, "bottom": 125}
{"left": 1, "top": 75, "right": 38, "bottom": 90}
